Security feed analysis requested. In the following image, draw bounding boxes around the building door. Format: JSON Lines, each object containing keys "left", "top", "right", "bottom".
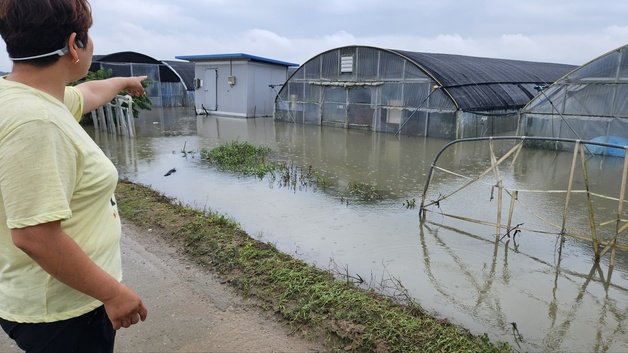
{"left": 321, "top": 86, "right": 347, "bottom": 126}
{"left": 203, "top": 68, "right": 218, "bottom": 111}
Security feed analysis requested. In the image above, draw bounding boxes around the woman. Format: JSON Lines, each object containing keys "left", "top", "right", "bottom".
{"left": 0, "top": 0, "right": 148, "bottom": 352}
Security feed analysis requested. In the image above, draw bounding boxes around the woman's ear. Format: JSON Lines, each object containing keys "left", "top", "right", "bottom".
{"left": 67, "top": 32, "right": 81, "bottom": 62}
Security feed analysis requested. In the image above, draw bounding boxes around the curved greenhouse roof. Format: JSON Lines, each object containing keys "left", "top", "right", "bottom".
{"left": 90, "top": 51, "right": 195, "bottom": 107}
{"left": 393, "top": 50, "right": 575, "bottom": 111}
{"left": 96, "top": 51, "right": 162, "bottom": 64}
{"left": 90, "top": 51, "right": 194, "bottom": 86}
{"left": 520, "top": 43, "right": 628, "bottom": 147}
{"left": 274, "top": 45, "right": 574, "bottom": 138}
{"left": 162, "top": 60, "right": 195, "bottom": 91}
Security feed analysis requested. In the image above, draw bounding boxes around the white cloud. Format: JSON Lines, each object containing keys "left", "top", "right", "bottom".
{"left": 244, "top": 29, "right": 292, "bottom": 47}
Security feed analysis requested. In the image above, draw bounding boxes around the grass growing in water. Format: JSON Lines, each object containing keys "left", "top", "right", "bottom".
{"left": 200, "top": 141, "right": 275, "bottom": 178}
{"left": 343, "top": 181, "right": 384, "bottom": 202}
{"left": 116, "top": 180, "right": 511, "bottom": 353}
{"left": 201, "top": 141, "right": 329, "bottom": 191}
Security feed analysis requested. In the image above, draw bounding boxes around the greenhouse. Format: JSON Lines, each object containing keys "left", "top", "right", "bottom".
{"left": 90, "top": 51, "right": 195, "bottom": 107}
{"left": 274, "top": 45, "right": 574, "bottom": 138}
{"left": 520, "top": 44, "right": 628, "bottom": 151}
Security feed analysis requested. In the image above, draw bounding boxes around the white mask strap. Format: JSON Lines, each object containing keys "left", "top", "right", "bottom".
{"left": 10, "top": 46, "right": 69, "bottom": 61}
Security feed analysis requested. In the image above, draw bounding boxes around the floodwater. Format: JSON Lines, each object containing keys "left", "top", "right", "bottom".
{"left": 91, "top": 107, "right": 628, "bottom": 353}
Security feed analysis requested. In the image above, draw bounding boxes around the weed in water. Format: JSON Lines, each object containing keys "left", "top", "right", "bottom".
{"left": 200, "top": 141, "right": 274, "bottom": 178}
{"left": 343, "top": 181, "right": 384, "bottom": 202}
{"left": 201, "top": 141, "right": 334, "bottom": 193}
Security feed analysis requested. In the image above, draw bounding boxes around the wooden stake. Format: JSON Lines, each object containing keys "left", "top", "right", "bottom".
{"left": 612, "top": 146, "right": 628, "bottom": 266}
{"left": 489, "top": 140, "right": 503, "bottom": 238}
{"left": 562, "top": 142, "right": 580, "bottom": 234}
{"left": 506, "top": 190, "right": 518, "bottom": 233}
{"left": 579, "top": 143, "right": 599, "bottom": 260}
{"left": 510, "top": 142, "right": 524, "bottom": 168}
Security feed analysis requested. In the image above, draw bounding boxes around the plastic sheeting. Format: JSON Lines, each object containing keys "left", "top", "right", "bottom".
{"left": 521, "top": 44, "right": 628, "bottom": 148}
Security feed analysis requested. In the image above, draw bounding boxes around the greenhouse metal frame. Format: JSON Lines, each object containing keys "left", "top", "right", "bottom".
{"left": 520, "top": 44, "right": 628, "bottom": 150}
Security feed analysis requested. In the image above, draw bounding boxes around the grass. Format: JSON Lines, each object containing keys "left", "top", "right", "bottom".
{"left": 344, "top": 181, "right": 384, "bottom": 202}
{"left": 201, "top": 141, "right": 394, "bottom": 203}
{"left": 200, "top": 141, "right": 330, "bottom": 191}
{"left": 200, "top": 140, "right": 275, "bottom": 178}
{"left": 116, "top": 180, "right": 511, "bottom": 353}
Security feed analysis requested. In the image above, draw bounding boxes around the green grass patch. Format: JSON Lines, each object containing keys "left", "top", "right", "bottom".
{"left": 116, "top": 180, "right": 511, "bottom": 353}
{"left": 200, "top": 141, "right": 330, "bottom": 191}
{"left": 200, "top": 140, "right": 275, "bottom": 178}
{"left": 343, "top": 181, "right": 384, "bottom": 202}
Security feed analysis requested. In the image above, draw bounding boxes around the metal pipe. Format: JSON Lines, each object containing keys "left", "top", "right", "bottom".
{"left": 395, "top": 85, "right": 440, "bottom": 136}
{"left": 419, "top": 136, "right": 628, "bottom": 216}
{"left": 214, "top": 69, "right": 218, "bottom": 111}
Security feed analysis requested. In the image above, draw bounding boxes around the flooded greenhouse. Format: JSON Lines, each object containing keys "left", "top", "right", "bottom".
{"left": 274, "top": 45, "right": 575, "bottom": 138}
{"left": 90, "top": 51, "right": 195, "bottom": 107}
{"left": 520, "top": 43, "right": 628, "bottom": 154}
{"left": 90, "top": 107, "right": 628, "bottom": 353}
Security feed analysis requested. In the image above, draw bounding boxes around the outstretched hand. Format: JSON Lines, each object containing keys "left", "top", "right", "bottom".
{"left": 77, "top": 75, "right": 150, "bottom": 114}
{"left": 123, "top": 76, "right": 147, "bottom": 97}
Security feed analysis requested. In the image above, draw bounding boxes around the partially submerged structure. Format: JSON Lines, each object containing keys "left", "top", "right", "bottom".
{"left": 274, "top": 45, "right": 575, "bottom": 138}
{"left": 90, "top": 52, "right": 195, "bottom": 107}
{"left": 175, "top": 53, "right": 298, "bottom": 118}
{"left": 520, "top": 44, "right": 628, "bottom": 153}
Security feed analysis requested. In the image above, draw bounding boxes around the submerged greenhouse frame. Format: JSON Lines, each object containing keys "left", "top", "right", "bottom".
{"left": 274, "top": 45, "right": 574, "bottom": 138}
{"left": 90, "top": 52, "right": 195, "bottom": 108}
{"left": 520, "top": 44, "right": 628, "bottom": 154}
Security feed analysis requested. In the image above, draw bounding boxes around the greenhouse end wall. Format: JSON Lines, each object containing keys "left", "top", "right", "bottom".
{"left": 274, "top": 47, "right": 460, "bottom": 138}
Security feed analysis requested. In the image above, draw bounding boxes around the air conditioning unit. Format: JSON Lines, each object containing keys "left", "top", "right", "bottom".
{"left": 227, "top": 76, "right": 236, "bottom": 86}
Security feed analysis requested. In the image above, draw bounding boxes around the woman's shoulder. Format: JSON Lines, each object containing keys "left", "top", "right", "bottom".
{"left": 0, "top": 90, "right": 78, "bottom": 140}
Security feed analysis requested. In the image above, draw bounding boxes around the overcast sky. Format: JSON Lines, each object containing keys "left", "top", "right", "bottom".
{"left": 1, "top": 0, "right": 627, "bottom": 71}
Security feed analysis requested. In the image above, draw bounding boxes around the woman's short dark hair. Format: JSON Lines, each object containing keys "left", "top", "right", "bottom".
{"left": 0, "top": 0, "right": 92, "bottom": 66}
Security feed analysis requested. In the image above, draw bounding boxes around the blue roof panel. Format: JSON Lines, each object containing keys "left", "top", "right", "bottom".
{"left": 175, "top": 53, "right": 298, "bottom": 67}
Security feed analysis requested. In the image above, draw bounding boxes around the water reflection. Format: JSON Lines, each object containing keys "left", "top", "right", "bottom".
{"left": 88, "top": 108, "right": 627, "bottom": 352}
{"left": 419, "top": 219, "right": 626, "bottom": 353}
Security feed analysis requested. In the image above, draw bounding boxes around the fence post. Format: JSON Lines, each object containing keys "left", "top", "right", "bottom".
{"left": 489, "top": 139, "right": 503, "bottom": 238}
{"left": 579, "top": 143, "right": 599, "bottom": 260}
{"left": 561, "top": 141, "right": 580, "bottom": 235}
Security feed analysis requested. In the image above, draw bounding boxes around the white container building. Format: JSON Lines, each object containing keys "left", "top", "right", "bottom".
{"left": 176, "top": 53, "right": 298, "bottom": 118}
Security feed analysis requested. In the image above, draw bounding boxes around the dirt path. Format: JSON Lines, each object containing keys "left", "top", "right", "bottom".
{"left": 0, "top": 220, "right": 325, "bottom": 353}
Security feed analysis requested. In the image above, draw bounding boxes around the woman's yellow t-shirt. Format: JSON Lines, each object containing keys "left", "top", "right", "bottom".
{"left": 0, "top": 77, "right": 122, "bottom": 323}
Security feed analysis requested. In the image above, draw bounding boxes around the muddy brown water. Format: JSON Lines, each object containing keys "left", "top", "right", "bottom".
{"left": 92, "top": 107, "right": 628, "bottom": 353}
